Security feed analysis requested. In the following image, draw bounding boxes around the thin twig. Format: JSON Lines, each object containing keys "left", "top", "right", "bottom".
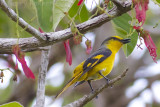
{"left": 34, "top": 46, "right": 51, "bottom": 107}
{"left": 64, "top": 69, "right": 128, "bottom": 107}
{"left": 0, "top": 0, "right": 45, "bottom": 40}
{"left": 0, "top": 0, "right": 133, "bottom": 54}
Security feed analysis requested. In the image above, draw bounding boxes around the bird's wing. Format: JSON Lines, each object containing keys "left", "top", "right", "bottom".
{"left": 79, "top": 48, "right": 112, "bottom": 80}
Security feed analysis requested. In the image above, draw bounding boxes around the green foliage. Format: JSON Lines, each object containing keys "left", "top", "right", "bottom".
{"left": 52, "top": 0, "right": 76, "bottom": 31}
{"left": 156, "top": 0, "right": 160, "bottom": 3}
{"left": 112, "top": 13, "right": 138, "bottom": 57}
{"left": 0, "top": 102, "right": 23, "bottom": 107}
{"left": 0, "top": 0, "right": 38, "bottom": 38}
{"left": 0, "top": 9, "right": 16, "bottom": 38}
{"left": 33, "top": 0, "right": 54, "bottom": 32}
{"left": 58, "top": 0, "right": 90, "bottom": 29}
{"left": 0, "top": 85, "right": 12, "bottom": 103}
{"left": 79, "top": 4, "right": 89, "bottom": 22}
{"left": 69, "top": 0, "right": 89, "bottom": 22}
{"left": 33, "top": 0, "right": 76, "bottom": 31}
{"left": 152, "top": 0, "right": 160, "bottom": 6}
{"left": 157, "top": 0, "right": 160, "bottom": 3}
{"left": 156, "top": 40, "right": 160, "bottom": 59}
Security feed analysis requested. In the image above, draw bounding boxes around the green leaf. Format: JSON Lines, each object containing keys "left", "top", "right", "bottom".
{"left": 113, "top": 26, "right": 128, "bottom": 37}
{"left": 152, "top": 0, "right": 160, "bottom": 6}
{"left": 69, "top": 0, "right": 89, "bottom": 22}
{"left": 112, "top": 13, "right": 138, "bottom": 57}
{"left": 52, "top": 0, "right": 76, "bottom": 31}
{"left": 156, "top": 40, "right": 160, "bottom": 59}
{"left": 113, "top": 13, "right": 131, "bottom": 31}
{"left": 33, "top": 0, "right": 54, "bottom": 32}
{"left": 68, "top": 0, "right": 79, "bottom": 18}
{"left": 123, "top": 31, "right": 138, "bottom": 57}
{"left": 33, "top": 0, "right": 76, "bottom": 31}
{"left": 156, "top": 0, "right": 160, "bottom": 4}
{"left": 0, "top": 102, "right": 23, "bottom": 107}
{"left": 0, "top": 87, "right": 11, "bottom": 103}
{"left": 58, "top": 0, "right": 89, "bottom": 29}
{"left": 79, "top": 5, "right": 89, "bottom": 22}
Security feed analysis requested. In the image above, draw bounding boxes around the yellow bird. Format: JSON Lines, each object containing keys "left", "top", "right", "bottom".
{"left": 56, "top": 36, "right": 130, "bottom": 98}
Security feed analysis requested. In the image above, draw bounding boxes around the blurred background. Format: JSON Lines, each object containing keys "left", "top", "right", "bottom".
{"left": 0, "top": 0, "right": 160, "bottom": 107}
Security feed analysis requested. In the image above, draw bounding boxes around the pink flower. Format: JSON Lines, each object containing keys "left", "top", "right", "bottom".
{"left": 86, "top": 47, "right": 92, "bottom": 54}
{"left": 64, "top": 40, "right": 72, "bottom": 65}
{"left": 39, "top": 27, "right": 44, "bottom": 33}
{"left": 133, "top": 0, "right": 149, "bottom": 29}
{"left": 15, "top": 60, "right": 18, "bottom": 70}
{"left": 136, "top": 28, "right": 157, "bottom": 63}
{"left": 142, "top": 31, "right": 157, "bottom": 63}
{"left": 85, "top": 39, "right": 92, "bottom": 54}
{"left": 78, "top": 0, "right": 83, "bottom": 6}
{"left": 12, "top": 45, "right": 35, "bottom": 79}
{"left": 7, "top": 55, "right": 18, "bottom": 71}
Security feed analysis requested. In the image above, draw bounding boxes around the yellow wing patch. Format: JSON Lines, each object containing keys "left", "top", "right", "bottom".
{"left": 91, "top": 54, "right": 104, "bottom": 67}
{"left": 92, "top": 54, "right": 104, "bottom": 59}
{"left": 91, "top": 60, "right": 98, "bottom": 67}
{"left": 87, "top": 63, "right": 92, "bottom": 67}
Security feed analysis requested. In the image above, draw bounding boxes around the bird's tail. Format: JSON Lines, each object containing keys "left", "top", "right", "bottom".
{"left": 55, "top": 77, "right": 76, "bottom": 99}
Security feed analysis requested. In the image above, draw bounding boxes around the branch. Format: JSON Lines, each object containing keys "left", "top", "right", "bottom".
{"left": 64, "top": 69, "right": 128, "bottom": 107}
{"left": 0, "top": 0, "right": 133, "bottom": 54}
{"left": 0, "top": 0, "right": 45, "bottom": 40}
{"left": 124, "top": 74, "right": 160, "bottom": 105}
{"left": 112, "top": 0, "right": 132, "bottom": 11}
{"left": 35, "top": 47, "right": 51, "bottom": 107}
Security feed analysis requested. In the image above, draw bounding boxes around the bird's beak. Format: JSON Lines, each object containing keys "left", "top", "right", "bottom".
{"left": 121, "top": 38, "right": 131, "bottom": 44}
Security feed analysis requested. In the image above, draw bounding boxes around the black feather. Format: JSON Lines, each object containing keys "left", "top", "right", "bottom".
{"left": 78, "top": 48, "right": 112, "bottom": 80}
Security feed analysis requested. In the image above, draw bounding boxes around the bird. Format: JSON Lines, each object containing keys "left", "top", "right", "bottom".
{"left": 55, "top": 36, "right": 131, "bottom": 98}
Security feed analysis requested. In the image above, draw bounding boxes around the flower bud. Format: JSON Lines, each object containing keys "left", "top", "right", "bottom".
{"left": 0, "top": 71, "right": 4, "bottom": 77}
{"left": 73, "top": 34, "right": 82, "bottom": 45}
{"left": 13, "top": 75, "right": 18, "bottom": 82}
{"left": 85, "top": 40, "right": 92, "bottom": 54}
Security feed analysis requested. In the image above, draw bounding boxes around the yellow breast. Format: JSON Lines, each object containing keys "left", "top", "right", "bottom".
{"left": 72, "top": 39, "right": 122, "bottom": 81}
{"left": 87, "top": 52, "right": 116, "bottom": 80}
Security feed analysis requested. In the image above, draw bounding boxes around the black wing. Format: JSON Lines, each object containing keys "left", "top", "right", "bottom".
{"left": 79, "top": 48, "right": 112, "bottom": 79}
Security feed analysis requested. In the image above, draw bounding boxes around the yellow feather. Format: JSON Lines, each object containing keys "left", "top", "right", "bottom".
{"left": 55, "top": 36, "right": 130, "bottom": 98}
